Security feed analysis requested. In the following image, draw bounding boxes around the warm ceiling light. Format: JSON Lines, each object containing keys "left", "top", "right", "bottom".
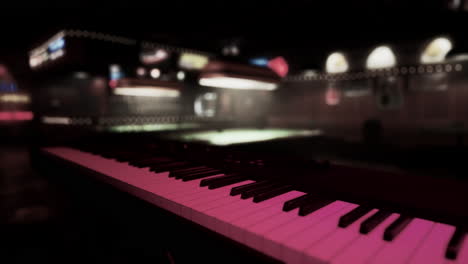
{"left": 198, "top": 60, "right": 280, "bottom": 91}
{"left": 136, "top": 67, "right": 146, "bottom": 77}
{"left": 114, "top": 87, "right": 180, "bottom": 97}
{"left": 421, "top": 37, "right": 453, "bottom": 64}
{"left": 113, "top": 78, "right": 181, "bottom": 97}
{"left": 150, "top": 68, "right": 161, "bottom": 79}
{"left": 179, "top": 53, "right": 209, "bottom": 70}
{"left": 199, "top": 76, "right": 277, "bottom": 90}
{"left": 177, "top": 71, "right": 185, "bottom": 81}
{"left": 366, "top": 46, "right": 396, "bottom": 69}
{"left": 0, "top": 94, "right": 30, "bottom": 103}
{"left": 326, "top": 52, "right": 349, "bottom": 73}
{"left": 42, "top": 116, "right": 71, "bottom": 125}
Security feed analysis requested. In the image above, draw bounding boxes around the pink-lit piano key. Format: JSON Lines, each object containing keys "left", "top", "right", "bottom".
{"left": 148, "top": 179, "right": 217, "bottom": 214}
{"left": 190, "top": 183, "right": 255, "bottom": 226}
{"left": 228, "top": 191, "right": 305, "bottom": 243}
{"left": 203, "top": 198, "right": 259, "bottom": 234}
{"left": 331, "top": 213, "right": 400, "bottom": 264}
{"left": 280, "top": 206, "right": 372, "bottom": 263}
{"left": 180, "top": 181, "right": 252, "bottom": 208}
{"left": 143, "top": 180, "right": 204, "bottom": 213}
{"left": 407, "top": 223, "right": 455, "bottom": 264}
{"left": 244, "top": 208, "right": 300, "bottom": 251}
{"left": 262, "top": 201, "right": 354, "bottom": 260}
{"left": 300, "top": 209, "right": 378, "bottom": 264}
{"left": 237, "top": 191, "right": 306, "bottom": 245}
{"left": 214, "top": 195, "right": 299, "bottom": 238}
{"left": 367, "top": 218, "right": 434, "bottom": 264}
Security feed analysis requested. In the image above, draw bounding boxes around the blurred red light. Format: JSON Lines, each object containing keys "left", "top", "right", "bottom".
{"left": 268, "top": 56, "right": 289, "bottom": 77}
{"left": 0, "top": 111, "right": 34, "bottom": 121}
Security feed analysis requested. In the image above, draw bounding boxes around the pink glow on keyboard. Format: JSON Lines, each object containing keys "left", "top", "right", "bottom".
{"left": 331, "top": 213, "right": 400, "bottom": 264}
{"left": 368, "top": 218, "right": 434, "bottom": 264}
{"left": 262, "top": 201, "right": 354, "bottom": 260}
{"left": 228, "top": 191, "right": 305, "bottom": 243}
{"left": 407, "top": 223, "right": 456, "bottom": 264}
{"left": 299, "top": 209, "right": 378, "bottom": 263}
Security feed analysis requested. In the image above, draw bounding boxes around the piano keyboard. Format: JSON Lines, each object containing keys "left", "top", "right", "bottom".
{"left": 42, "top": 146, "right": 468, "bottom": 264}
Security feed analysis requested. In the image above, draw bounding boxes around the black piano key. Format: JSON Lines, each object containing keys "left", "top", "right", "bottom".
{"left": 174, "top": 168, "right": 215, "bottom": 179}
{"left": 445, "top": 228, "right": 467, "bottom": 260}
{"left": 151, "top": 163, "right": 194, "bottom": 173}
{"left": 359, "top": 210, "right": 392, "bottom": 234}
{"left": 240, "top": 183, "right": 281, "bottom": 199}
{"left": 169, "top": 166, "right": 209, "bottom": 177}
{"left": 114, "top": 153, "right": 145, "bottom": 162}
{"left": 208, "top": 175, "right": 249, "bottom": 189}
{"left": 338, "top": 206, "right": 373, "bottom": 228}
{"left": 298, "top": 198, "right": 335, "bottom": 216}
{"left": 253, "top": 185, "right": 294, "bottom": 203}
{"left": 151, "top": 162, "right": 192, "bottom": 173}
{"left": 383, "top": 215, "right": 414, "bottom": 241}
{"left": 283, "top": 194, "right": 314, "bottom": 212}
{"left": 133, "top": 157, "right": 173, "bottom": 168}
{"left": 182, "top": 170, "right": 223, "bottom": 181}
{"left": 125, "top": 154, "right": 156, "bottom": 163}
{"left": 230, "top": 181, "right": 271, "bottom": 196}
{"left": 200, "top": 174, "right": 239, "bottom": 187}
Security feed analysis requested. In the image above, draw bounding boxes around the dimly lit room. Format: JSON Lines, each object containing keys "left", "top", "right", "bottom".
{"left": 1, "top": 1, "right": 468, "bottom": 263}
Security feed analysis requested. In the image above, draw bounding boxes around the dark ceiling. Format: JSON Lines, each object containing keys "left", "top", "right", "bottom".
{"left": 1, "top": 0, "right": 468, "bottom": 79}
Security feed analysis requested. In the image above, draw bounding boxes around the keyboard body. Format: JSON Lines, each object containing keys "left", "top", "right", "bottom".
{"left": 37, "top": 141, "right": 468, "bottom": 264}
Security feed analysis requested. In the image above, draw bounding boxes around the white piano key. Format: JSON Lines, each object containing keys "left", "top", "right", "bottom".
{"left": 407, "top": 223, "right": 456, "bottom": 264}
{"left": 331, "top": 213, "right": 400, "bottom": 264}
{"left": 262, "top": 201, "right": 356, "bottom": 260}
{"left": 228, "top": 191, "right": 305, "bottom": 244}
{"left": 368, "top": 218, "right": 434, "bottom": 264}
{"left": 279, "top": 207, "right": 375, "bottom": 264}
{"left": 299, "top": 209, "right": 378, "bottom": 264}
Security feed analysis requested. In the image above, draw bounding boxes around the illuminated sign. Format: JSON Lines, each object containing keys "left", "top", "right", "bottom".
{"left": 179, "top": 53, "right": 209, "bottom": 70}
{"left": 140, "top": 49, "right": 169, "bottom": 64}
{"left": 0, "top": 94, "right": 30, "bottom": 103}
{"left": 48, "top": 37, "right": 65, "bottom": 52}
{"left": 109, "top": 64, "right": 123, "bottom": 80}
{"left": 0, "top": 111, "right": 33, "bottom": 121}
{"left": 29, "top": 31, "right": 66, "bottom": 69}
{"left": 249, "top": 57, "right": 269, "bottom": 67}
{"left": 0, "top": 82, "right": 17, "bottom": 92}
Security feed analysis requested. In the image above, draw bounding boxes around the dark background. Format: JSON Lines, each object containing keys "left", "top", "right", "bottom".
{"left": 1, "top": 0, "right": 467, "bottom": 84}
